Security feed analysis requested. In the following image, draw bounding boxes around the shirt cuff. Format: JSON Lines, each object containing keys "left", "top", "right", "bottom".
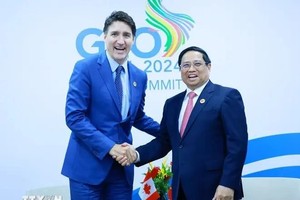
{"left": 134, "top": 150, "right": 140, "bottom": 163}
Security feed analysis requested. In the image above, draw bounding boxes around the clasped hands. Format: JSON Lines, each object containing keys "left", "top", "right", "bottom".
{"left": 109, "top": 143, "right": 137, "bottom": 166}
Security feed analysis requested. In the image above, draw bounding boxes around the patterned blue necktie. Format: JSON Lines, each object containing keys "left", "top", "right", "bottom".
{"left": 115, "top": 65, "right": 123, "bottom": 108}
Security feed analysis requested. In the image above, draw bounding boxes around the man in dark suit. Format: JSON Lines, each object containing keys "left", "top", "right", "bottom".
{"left": 121, "top": 46, "right": 248, "bottom": 200}
{"left": 61, "top": 11, "right": 159, "bottom": 200}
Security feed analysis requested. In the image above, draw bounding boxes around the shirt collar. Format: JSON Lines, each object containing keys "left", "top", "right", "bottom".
{"left": 106, "top": 51, "right": 128, "bottom": 73}
{"left": 185, "top": 80, "right": 209, "bottom": 98}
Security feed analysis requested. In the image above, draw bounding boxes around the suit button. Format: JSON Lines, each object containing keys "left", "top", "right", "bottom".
{"left": 179, "top": 145, "right": 183, "bottom": 148}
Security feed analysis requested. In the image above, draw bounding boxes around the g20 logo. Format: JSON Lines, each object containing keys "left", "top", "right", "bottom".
{"left": 76, "top": 27, "right": 162, "bottom": 59}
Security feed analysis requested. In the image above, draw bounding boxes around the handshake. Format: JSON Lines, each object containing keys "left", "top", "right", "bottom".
{"left": 109, "top": 143, "right": 137, "bottom": 166}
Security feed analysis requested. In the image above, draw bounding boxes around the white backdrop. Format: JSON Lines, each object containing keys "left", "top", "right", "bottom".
{"left": 1, "top": 0, "right": 300, "bottom": 199}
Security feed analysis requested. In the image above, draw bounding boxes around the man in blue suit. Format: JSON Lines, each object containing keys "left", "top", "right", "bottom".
{"left": 61, "top": 11, "right": 160, "bottom": 200}
{"left": 123, "top": 46, "right": 248, "bottom": 200}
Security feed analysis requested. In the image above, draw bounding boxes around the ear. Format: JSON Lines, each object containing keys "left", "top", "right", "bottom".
{"left": 207, "top": 63, "right": 212, "bottom": 71}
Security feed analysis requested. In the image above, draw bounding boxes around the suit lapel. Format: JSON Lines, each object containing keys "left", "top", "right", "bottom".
{"left": 127, "top": 63, "right": 138, "bottom": 117}
{"left": 182, "top": 81, "right": 214, "bottom": 138}
{"left": 171, "top": 91, "right": 186, "bottom": 141}
{"left": 96, "top": 54, "right": 122, "bottom": 113}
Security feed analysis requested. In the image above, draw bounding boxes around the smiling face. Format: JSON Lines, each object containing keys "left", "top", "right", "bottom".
{"left": 104, "top": 21, "right": 134, "bottom": 64}
{"left": 180, "top": 50, "right": 211, "bottom": 90}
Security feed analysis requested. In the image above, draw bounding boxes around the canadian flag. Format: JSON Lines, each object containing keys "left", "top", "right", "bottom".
{"left": 138, "top": 176, "right": 160, "bottom": 200}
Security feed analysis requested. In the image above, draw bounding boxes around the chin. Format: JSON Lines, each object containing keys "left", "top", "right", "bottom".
{"left": 114, "top": 57, "right": 126, "bottom": 64}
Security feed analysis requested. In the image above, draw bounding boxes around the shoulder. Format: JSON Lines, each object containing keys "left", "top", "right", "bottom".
{"left": 76, "top": 54, "right": 99, "bottom": 64}
{"left": 211, "top": 84, "right": 245, "bottom": 108}
{"left": 74, "top": 54, "right": 99, "bottom": 70}
{"left": 211, "top": 82, "right": 241, "bottom": 96}
{"left": 73, "top": 52, "right": 111, "bottom": 76}
{"left": 128, "top": 61, "right": 146, "bottom": 76}
{"left": 204, "top": 82, "right": 244, "bottom": 106}
{"left": 166, "top": 90, "right": 186, "bottom": 104}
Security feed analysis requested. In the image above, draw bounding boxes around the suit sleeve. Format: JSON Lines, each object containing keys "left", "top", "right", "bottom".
{"left": 133, "top": 73, "right": 160, "bottom": 137}
{"left": 219, "top": 89, "right": 248, "bottom": 190}
{"left": 65, "top": 61, "right": 115, "bottom": 160}
{"left": 135, "top": 99, "right": 172, "bottom": 166}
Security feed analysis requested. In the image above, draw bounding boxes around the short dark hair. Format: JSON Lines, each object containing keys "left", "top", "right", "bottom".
{"left": 177, "top": 46, "right": 211, "bottom": 66}
{"left": 103, "top": 11, "right": 136, "bottom": 37}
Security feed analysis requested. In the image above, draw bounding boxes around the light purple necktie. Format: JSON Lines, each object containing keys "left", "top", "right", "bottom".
{"left": 180, "top": 92, "right": 197, "bottom": 137}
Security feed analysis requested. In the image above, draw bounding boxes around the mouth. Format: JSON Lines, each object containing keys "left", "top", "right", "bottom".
{"left": 188, "top": 74, "right": 198, "bottom": 80}
{"left": 114, "top": 47, "right": 126, "bottom": 52}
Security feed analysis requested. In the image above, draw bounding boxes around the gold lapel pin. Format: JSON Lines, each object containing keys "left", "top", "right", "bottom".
{"left": 133, "top": 81, "right": 137, "bottom": 87}
{"left": 200, "top": 99, "right": 205, "bottom": 104}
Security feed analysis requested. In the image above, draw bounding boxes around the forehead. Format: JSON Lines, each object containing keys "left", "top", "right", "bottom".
{"left": 106, "top": 21, "right": 132, "bottom": 34}
{"left": 181, "top": 51, "right": 204, "bottom": 62}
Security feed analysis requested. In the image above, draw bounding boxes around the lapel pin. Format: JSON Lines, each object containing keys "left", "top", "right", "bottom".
{"left": 133, "top": 81, "right": 137, "bottom": 87}
{"left": 200, "top": 98, "right": 205, "bottom": 104}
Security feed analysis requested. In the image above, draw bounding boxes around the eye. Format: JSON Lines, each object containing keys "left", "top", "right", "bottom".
{"left": 111, "top": 32, "right": 118, "bottom": 36}
{"left": 194, "top": 62, "right": 203, "bottom": 67}
{"left": 181, "top": 63, "right": 191, "bottom": 69}
{"left": 123, "top": 33, "right": 132, "bottom": 38}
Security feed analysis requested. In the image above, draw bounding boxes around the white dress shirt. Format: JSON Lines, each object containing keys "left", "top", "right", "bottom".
{"left": 178, "top": 81, "right": 209, "bottom": 131}
{"left": 106, "top": 51, "right": 130, "bottom": 120}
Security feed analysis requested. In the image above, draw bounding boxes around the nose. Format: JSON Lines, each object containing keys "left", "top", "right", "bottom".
{"left": 188, "top": 64, "right": 197, "bottom": 71}
{"left": 116, "top": 35, "right": 125, "bottom": 44}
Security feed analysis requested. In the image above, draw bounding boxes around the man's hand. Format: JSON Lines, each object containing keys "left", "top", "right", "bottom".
{"left": 115, "top": 143, "right": 137, "bottom": 166}
{"left": 212, "top": 185, "right": 234, "bottom": 200}
{"left": 109, "top": 143, "right": 128, "bottom": 160}
{"left": 109, "top": 143, "right": 137, "bottom": 166}
{"left": 121, "top": 143, "right": 137, "bottom": 164}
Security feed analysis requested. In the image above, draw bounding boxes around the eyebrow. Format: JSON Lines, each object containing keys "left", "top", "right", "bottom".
{"left": 182, "top": 60, "right": 202, "bottom": 63}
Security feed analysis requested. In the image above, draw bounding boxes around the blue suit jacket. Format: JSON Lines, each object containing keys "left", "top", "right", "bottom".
{"left": 136, "top": 81, "right": 248, "bottom": 200}
{"left": 61, "top": 52, "right": 159, "bottom": 185}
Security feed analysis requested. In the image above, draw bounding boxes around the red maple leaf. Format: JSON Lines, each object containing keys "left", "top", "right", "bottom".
{"left": 143, "top": 183, "right": 152, "bottom": 194}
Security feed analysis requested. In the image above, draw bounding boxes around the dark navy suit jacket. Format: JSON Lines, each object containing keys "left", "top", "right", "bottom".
{"left": 61, "top": 52, "right": 159, "bottom": 185}
{"left": 136, "top": 80, "right": 248, "bottom": 200}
